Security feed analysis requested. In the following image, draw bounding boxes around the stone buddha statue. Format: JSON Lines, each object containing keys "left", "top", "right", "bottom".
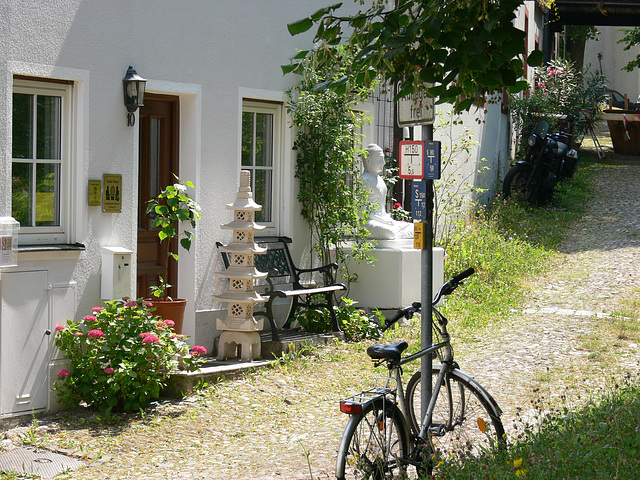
{"left": 361, "top": 144, "right": 414, "bottom": 240}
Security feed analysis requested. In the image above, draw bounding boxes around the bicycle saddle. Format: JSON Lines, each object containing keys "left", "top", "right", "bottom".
{"left": 366, "top": 341, "right": 409, "bottom": 364}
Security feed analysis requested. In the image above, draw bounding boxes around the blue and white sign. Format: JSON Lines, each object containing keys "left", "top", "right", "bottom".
{"left": 411, "top": 180, "right": 427, "bottom": 221}
{"left": 424, "top": 141, "right": 441, "bottom": 180}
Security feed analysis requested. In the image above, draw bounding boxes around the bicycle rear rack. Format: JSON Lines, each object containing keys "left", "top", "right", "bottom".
{"left": 339, "top": 385, "right": 394, "bottom": 415}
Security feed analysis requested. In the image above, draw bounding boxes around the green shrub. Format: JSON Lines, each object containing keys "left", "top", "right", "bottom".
{"left": 293, "top": 298, "right": 383, "bottom": 341}
{"left": 54, "top": 298, "right": 206, "bottom": 413}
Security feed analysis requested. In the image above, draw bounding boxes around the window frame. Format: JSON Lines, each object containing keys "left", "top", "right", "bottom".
{"left": 12, "top": 79, "right": 73, "bottom": 245}
{"left": 241, "top": 100, "right": 282, "bottom": 235}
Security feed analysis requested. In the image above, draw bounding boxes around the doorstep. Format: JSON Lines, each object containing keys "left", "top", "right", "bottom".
{"left": 167, "top": 330, "right": 343, "bottom": 394}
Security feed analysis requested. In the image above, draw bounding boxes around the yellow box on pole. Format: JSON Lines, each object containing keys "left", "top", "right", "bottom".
{"left": 414, "top": 222, "right": 426, "bottom": 249}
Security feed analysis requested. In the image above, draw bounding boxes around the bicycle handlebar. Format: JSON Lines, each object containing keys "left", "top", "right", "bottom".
{"left": 381, "top": 268, "right": 475, "bottom": 331}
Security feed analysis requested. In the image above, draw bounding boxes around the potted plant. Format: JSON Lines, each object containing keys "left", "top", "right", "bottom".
{"left": 146, "top": 176, "right": 201, "bottom": 334}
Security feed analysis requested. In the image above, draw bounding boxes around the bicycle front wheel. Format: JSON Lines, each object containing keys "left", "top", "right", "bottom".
{"left": 405, "top": 366, "right": 504, "bottom": 461}
{"left": 335, "top": 398, "right": 411, "bottom": 480}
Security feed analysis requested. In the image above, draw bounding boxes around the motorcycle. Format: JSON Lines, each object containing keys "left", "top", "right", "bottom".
{"left": 503, "top": 116, "right": 578, "bottom": 204}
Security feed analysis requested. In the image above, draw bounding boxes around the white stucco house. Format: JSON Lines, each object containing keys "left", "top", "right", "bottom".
{"left": 0, "top": 0, "right": 384, "bottom": 421}
{"left": 0, "top": 0, "right": 548, "bottom": 421}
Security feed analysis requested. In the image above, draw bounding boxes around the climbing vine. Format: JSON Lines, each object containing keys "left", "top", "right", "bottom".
{"left": 286, "top": 47, "right": 376, "bottom": 285}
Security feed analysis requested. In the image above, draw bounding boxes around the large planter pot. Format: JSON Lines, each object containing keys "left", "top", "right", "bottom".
{"left": 150, "top": 298, "right": 187, "bottom": 335}
{"left": 603, "top": 110, "right": 640, "bottom": 155}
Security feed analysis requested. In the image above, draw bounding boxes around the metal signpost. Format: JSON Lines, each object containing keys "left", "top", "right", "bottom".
{"left": 400, "top": 138, "right": 441, "bottom": 424}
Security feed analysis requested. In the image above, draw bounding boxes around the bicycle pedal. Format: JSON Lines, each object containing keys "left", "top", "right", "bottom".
{"left": 428, "top": 423, "right": 447, "bottom": 436}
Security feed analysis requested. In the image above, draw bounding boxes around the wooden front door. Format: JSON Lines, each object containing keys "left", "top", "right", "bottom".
{"left": 137, "top": 94, "right": 179, "bottom": 299}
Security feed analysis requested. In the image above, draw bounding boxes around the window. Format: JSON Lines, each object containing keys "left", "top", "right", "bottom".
{"left": 12, "top": 80, "right": 71, "bottom": 244}
{"left": 241, "top": 101, "right": 281, "bottom": 229}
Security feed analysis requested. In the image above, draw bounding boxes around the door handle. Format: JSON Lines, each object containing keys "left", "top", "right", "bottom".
{"left": 45, "top": 329, "right": 51, "bottom": 336}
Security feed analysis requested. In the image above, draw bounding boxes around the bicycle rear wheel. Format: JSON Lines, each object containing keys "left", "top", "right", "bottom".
{"left": 405, "top": 366, "right": 504, "bottom": 461}
{"left": 335, "top": 397, "right": 411, "bottom": 480}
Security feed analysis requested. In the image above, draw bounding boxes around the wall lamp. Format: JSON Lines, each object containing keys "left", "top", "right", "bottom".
{"left": 122, "top": 66, "right": 147, "bottom": 127}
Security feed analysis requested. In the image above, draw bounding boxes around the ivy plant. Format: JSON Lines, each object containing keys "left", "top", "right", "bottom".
{"left": 286, "top": 46, "right": 376, "bottom": 286}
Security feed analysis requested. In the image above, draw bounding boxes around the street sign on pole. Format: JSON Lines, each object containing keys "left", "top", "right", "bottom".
{"left": 411, "top": 180, "right": 427, "bottom": 221}
{"left": 424, "top": 141, "right": 442, "bottom": 180}
{"left": 399, "top": 141, "right": 425, "bottom": 179}
{"left": 397, "top": 90, "right": 435, "bottom": 126}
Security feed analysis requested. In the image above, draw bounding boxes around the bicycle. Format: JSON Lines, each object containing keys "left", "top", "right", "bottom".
{"left": 335, "top": 268, "right": 505, "bottom": 479}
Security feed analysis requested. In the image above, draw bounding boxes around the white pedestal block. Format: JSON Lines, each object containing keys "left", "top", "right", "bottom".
{"left": 344, "top": 245, "right": 445, "bottom": 310}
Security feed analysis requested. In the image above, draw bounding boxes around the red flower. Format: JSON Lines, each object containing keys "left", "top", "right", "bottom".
{"left": 393, "top": 202, "right": 402, "bottom": 209}
{"left": 124, "top": 300, "right": 138, "bottom": 307}
{"left": 88, "top": 329, "right": 104, "bottom": 339}
{"left": 190, "top": 345, "right": 207, "bottom": 357}
{"left": 103, "top": 367, "right": 115, "bottom": 374}
{"left": 57, "top": 369, "right": 70, "bottom": 378}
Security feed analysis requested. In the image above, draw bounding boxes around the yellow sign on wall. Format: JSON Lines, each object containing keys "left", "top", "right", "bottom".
{"left": 103, "top": 174, "right": 122, "bottom": 213}
{"left": 88, "top": 179, "right": 101, "bottom": 206}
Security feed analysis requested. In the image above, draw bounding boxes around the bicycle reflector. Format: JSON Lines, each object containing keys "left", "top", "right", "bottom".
{"left": 477, "top": 417, "right": 487, "bottom": 433}
{"left": 340, "top": 401, "right": 362, "bottom": 415}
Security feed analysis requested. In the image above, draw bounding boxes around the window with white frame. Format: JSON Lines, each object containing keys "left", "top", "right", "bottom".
{"left": 12, "top": 79, "right": 71, "bottom": 244}
{"left": 241, "top": 101, "right": 281, "bottom": 231}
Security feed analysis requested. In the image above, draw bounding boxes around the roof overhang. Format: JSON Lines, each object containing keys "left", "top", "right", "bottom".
{"left": 552, "top": 1, "right": 640, "bottom": 27}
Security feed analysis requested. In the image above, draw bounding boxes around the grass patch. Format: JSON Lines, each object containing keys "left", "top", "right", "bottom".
{"left": 435, "top": 373, "right": 640, "bottom": 479}
{"left": 437, "top": 151, "right": 598, "bottom": 331}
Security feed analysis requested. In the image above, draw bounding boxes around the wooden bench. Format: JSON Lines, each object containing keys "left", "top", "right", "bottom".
{"left": 216, "top": 236, "right": 346, "bottom": 341}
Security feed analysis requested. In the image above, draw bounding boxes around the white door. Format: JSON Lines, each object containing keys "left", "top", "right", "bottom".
{"left": 0, "top": 270, "right": 49, "bottom": 415}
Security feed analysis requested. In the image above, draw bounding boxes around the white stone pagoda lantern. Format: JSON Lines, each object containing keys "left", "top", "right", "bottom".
{"left": 213, "top": 170, "right": 267, "bottom": 361}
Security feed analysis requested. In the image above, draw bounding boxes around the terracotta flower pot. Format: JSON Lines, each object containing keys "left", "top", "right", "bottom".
{"left": 150, "top": 298, "right": 187, "bottom": 335}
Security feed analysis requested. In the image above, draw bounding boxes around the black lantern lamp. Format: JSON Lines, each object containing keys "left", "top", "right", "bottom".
{"left": 122, "top": 66, "right": 147, "bottom": 126}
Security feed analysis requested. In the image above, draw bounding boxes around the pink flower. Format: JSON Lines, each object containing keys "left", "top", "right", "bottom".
{"left": 157, "top": 327, "right": 165, "bottom": 332}
{"left": 190, "top": 345, "right": 207, "bottom": 357}
{"left": 143, "top": 301, "right": 153, "bottom": 307}
{"left": 124, "top": 300, "right": 138, "bottom": 307}
{"left": 142, "top": 334, "right": 160, "bottom": 344}
{"left": 88, "top": 329, "right": 104, "bottom": 339}
{"left": 163, "top": 319, "right": 175, "bottom": 327}
{"left": 54, "top": 325, "right": 65, "bottom": 332}
{"left": 75, "top": 332, "right": 83, "bottom": 337}
{"left": 83, "top": 315, "right": 97, "bottom": 322}
{"left": 91, "top": 306, "right": 104, "bottom": 312}
{"left": 139, "top": 332, "right": 151, "bottom": 338}
{"left": 103, "top": 367, "right": 114, "bottom": 374}
{"left": 57, "top": 369, "right": 70, "bottom": 378}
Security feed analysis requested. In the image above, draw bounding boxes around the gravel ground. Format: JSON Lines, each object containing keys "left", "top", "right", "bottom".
{"left": 2, "top": 139, "right": 640, "bottom": 479}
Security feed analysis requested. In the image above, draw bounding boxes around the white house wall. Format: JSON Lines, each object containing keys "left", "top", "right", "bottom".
{"left": 584, "top": 26, "right": 640, "bottom": 101}
{"left": 0, "top": 0, "right": 371, "bottom": 415}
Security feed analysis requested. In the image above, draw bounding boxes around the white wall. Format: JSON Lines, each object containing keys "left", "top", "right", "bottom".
{"left": 0, "top": 0, "right": 366, "bottom": 353}
{"left": 584, "top": 26, "right": 640, "bottom": 101}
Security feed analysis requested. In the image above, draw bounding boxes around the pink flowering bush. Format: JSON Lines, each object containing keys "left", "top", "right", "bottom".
{"left": 54, "top": 298, "right": 207, "bottom": 414}
{"left": 510, "top": 57, "right": 605, "bottom": 139}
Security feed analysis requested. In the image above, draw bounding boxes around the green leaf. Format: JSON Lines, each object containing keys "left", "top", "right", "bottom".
{"left": 526, "top": 49, "right": 544, "bottom": 67}
{"left": 287, "top": 17, "right": 313, "bottom": 36}
{"left": 508, "top": 80, "right": 529, "bottom": 93}
{"left": 311, "top": 3, "right": 342, "bottom": 21}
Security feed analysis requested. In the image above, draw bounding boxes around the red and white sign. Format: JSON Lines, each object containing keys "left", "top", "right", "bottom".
{"left": 399, "top": 141, "right": 425, "bottom": 179}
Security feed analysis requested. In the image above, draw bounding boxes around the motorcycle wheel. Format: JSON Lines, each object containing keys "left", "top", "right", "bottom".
{"left": 503, "top": 164, "right": 535, "bottom": 203}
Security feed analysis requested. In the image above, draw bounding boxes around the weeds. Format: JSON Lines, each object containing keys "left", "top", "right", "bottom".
{"left": 436, "top": 373, "right": 640, "bottom": 479}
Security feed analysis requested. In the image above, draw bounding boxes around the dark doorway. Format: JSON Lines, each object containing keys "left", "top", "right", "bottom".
{"left": 137, "top": 94, "right": 179, "bottom": 299}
